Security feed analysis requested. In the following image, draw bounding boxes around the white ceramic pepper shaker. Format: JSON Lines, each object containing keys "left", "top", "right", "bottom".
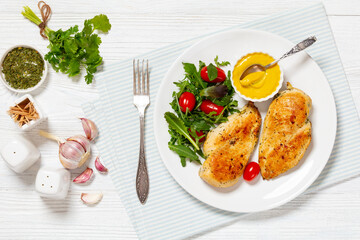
{"left": 35, "top": 167, "right": 71, "bottom": 199}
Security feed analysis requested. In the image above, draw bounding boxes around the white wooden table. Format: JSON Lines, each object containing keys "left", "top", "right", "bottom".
{"left": 1, "top": 0, "right": 360, "bottom": 239}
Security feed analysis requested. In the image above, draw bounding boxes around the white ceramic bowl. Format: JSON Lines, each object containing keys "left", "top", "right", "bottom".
{"left": 9, "top": 94, "right": 47, "bottom": 131}
{"left": 231, "top": 52, "right": 284, "bottom": 102}
{"left": 0, "top": 45, "right": 48, "bottom": 93}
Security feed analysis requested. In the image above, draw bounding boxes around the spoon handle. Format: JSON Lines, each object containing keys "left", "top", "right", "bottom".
{"left": 266, "top": 36, "right": 317, "bottom": 68}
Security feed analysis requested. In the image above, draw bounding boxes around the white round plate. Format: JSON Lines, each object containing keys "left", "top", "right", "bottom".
{"left": 153, "top": 29, "right": 337, "bottom": 213}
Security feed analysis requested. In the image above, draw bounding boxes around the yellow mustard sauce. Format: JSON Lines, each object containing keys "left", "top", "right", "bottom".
{"left": 232, "top": 53, "right": 281, "bottom": 99}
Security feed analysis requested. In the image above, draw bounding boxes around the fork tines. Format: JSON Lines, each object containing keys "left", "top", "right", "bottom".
{"left": 133, "top": 59, "right": 149, "bottom": 95}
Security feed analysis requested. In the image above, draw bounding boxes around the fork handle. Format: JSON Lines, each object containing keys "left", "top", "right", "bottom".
{"left": 265, "top": 36, "right": 317, "bottom": 69}
{"left": 136, "top": 114, "right": 149, "bottom": 204}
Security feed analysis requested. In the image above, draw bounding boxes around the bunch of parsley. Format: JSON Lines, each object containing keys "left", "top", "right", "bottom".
{"left": 22, "top": 5, "right": 111, "bottom": 84}
{"left": 164, "top": 57, "right": 239, "bottom": 167}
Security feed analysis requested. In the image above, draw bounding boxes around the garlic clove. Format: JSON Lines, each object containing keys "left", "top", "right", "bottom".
{"left": 81, "top": 192, "right": 103, "bottom": 204}
{"left": 59, "top": 151, "right": 90, "bottom": 169}
{"left": 78, "top": 150, "right": 91, "bottom": 168}
{"left": 60, "top": 141, "right": 85, "bottom": 159}
{"left": 95, "top": 156, "right": 108, "bottom": 173}
{"left": 67, "top": 135, "right": 91, "bottom": 153}
{"left": 59, "top": 151, "right": 79, "bottom": 169}
{"left": 73, "top": 167, "right": 93, "bottom": 183}
{"left": 80, "top": 118, "right": 98, "bottom": 141}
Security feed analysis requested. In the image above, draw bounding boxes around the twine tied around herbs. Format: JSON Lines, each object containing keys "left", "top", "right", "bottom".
{"left": 37, "top": 1, "right": 51, "bottom": 39}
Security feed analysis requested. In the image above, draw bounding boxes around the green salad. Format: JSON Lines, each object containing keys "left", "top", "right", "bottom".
{"left": 164, "top": 56, "right": 239, "bottom": 167}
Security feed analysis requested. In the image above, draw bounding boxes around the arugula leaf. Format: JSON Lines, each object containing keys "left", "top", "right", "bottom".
{"left": 192, "top": 120, "right": 212, "bottom": 131}
{"left": 199, "top": 60, "right": 206, "bottom": 71}
{"left": 180, "top": 156, "right": 186, "bottom": 167}
{"left": 168, "top": 144, "right": 200, "bottom": 164}
{"left": 214, "top": 55, "right": 230, "bottom": 67}
{"left": 207, "top": 63, "right": 218, "bottom": 81}
{"left": 164, "top": 112, "right": 199, "bottom": 150}
{"left": 182, "top": 63, "right": 206, "bottom": 88}
{"left": 183, "top": 63, "right": 197, "bottom": 76}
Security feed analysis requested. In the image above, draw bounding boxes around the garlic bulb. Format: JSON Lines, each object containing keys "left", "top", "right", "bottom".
{"left": 39, "top": 131, "right": 91, "bottom": 169}
{"left": 80, "top": 118, "right": 98, "bottom": 141}
{"left": 59, "top": 135, "right": 91, "bottom": 169}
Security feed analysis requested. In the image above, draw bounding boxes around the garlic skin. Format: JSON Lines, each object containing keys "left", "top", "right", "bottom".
{"left": 80, "top": 118, "right": 98, "bottom": 141}
{"left": 73, "top": 167, "right": 93, "bottom": 183}
{"left": 68, "top": 135, "right": 91, "bottom": 153}
{"left": 95, "top": 156, "right": 108, "bottom": 173}
{"left": 81, "top": 192, "right": 103, "bottom": 204}
{"left": 59, "top": 135, "right": 91, "bottom": 169}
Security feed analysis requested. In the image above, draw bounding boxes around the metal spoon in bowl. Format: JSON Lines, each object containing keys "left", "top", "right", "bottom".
{"left": 240, "top": 36, "right": 317, "bottom": 80}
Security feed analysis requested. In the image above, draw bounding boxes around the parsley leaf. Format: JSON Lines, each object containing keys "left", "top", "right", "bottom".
{"left": 42, "top": 14, "right": 111, "bottom": 84}
{"left": 91, "top": 14, "right": 112, "bottom": 33}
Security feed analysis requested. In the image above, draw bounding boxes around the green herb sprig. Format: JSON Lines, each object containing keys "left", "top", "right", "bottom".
{"left": 21, "top": 5, "right": 111, "bottom": 84}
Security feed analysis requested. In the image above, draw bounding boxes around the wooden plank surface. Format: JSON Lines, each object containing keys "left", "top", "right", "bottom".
{"left": 0, "top": 0, "right": 359, "bottom": 239}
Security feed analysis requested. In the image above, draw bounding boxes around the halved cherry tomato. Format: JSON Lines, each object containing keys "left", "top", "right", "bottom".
{"left": 200, "top": 66, "right": 226, "bottom": 83}
{"left": 200, "top": 100, "right": 224, "bottom": 116}
{"left": 188, "top": 129, "right": 206, "bottom": 143}
{"left": 179, "top": 92, "right": 196, "bottom": 113}
{"left": 243, "top": 162, "right": 260, "bottom": 181}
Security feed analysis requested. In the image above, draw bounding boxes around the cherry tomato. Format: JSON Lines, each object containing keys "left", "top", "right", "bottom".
{"left": 179, "top": 92, "right": 196, "bottom": 113}
{"left": 200, "top": 100, "right": 224, "bottom": 116}
{"left": 189, "top": 129, "right": 206, "bottom": 143}
{"left": 200, "top": 66, "right": 226, "bottom": 83}
{"left": 243, "top": 162, "right": 260, "bottom": 181}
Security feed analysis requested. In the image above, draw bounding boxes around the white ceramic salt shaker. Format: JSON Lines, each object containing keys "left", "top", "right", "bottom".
{"left": 0, "top": 135, "right": 40, "bottom": 173}
{"left": 35, "top": 167, "right": 71, "bottom": 199}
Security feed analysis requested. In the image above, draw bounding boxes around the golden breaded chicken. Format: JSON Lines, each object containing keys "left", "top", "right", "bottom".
{"left": 199, "top": 102, "right": 261, "bottom": 188}
{"left": 259, "top": 82, "right": 312, "bottom": 180}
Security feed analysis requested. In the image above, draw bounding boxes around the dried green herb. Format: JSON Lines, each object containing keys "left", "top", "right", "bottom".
{"left": 1, "top": 47, "right": 44, "bottom": 89}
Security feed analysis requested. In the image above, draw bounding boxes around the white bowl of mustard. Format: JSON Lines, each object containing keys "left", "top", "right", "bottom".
{"left": 232, "top": 52, "right": 283, "bottom": 102}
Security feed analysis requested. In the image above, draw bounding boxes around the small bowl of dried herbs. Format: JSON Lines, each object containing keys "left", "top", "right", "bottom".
{"left": 0, "top": 45, "right": 48, "bottom": 93}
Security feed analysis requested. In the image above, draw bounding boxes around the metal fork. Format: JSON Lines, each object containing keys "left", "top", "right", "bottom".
{"left": 133, "top": 59, "right": 150, "bottom": 204}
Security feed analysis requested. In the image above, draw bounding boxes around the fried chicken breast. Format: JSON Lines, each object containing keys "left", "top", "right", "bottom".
{"left": 199, "top": 102, "right": 261, "bottom": 188}
{"left": 259, "top": 82, "right": 312, "bottom": 180}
